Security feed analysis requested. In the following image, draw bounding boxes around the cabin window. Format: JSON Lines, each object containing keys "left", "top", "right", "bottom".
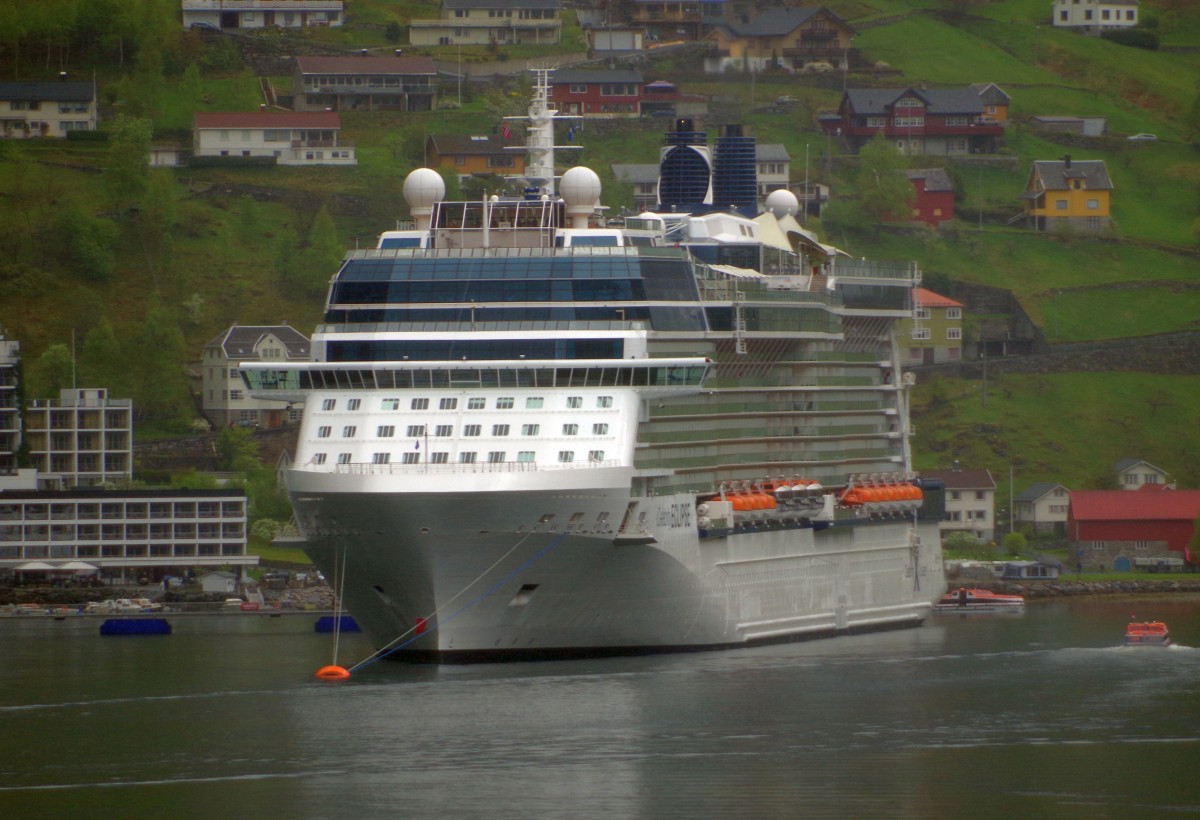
{"left": 526, "top": 397, "right": 544, "bottom": 409}
{"left": 411, "top": 398, "right": 429, "bottom": 409}
{"left": 558, "top": 451, "right": 574, "bottom": 463}
{"left": 439, "top": 398, "right": 458, "bottom": 410}
{"left": 377, "top": 425, "right": 395, "bottom": 437}
{"left": 492, "top": 424, "right": 510, "bottom": 436}
{"left": 597, "top": 396, "right": 613, "bottom": 408}
{"left": 459, "top": 452, "right": 477, "bottom": 463}
{"left": 593, "top": 423, "right": 609, "bottom": 435}
{"left": 497, "top": 397, "right": 514, "bottom": 409}
{"left": 342, "top": 426, "right": 356, "bottom": 437}
{"left": 522, "top": 424, "right": 540, "bottom": 436}
{"left": 563, "top": 424, "right": 578, "bottom": 436}
{"left": 348, "top": 399, "right": 361, "bottom": 410}
{"left": 567, "top": 397, "right": 582, "bottom": 408}
{"left": 321, "top": 399, "right": 336, "bottom": 411}
{"left": 317, "top": 426, "right": 331, "bottom": 438}
{"left": 406, "top": 425, "right": 426, "bottom": 437}
{"left": 462, "top": 425, "right": 480, "bottom": 436}
{"left": 468, "top": 398, "right": 486, "bottom": 410}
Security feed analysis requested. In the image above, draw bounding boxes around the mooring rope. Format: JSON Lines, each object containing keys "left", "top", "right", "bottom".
{"left": 348, "top": 531, "right": 568, "bottom": 673}
{"left": 330, "top": 540, "right": 350, "bottom": 667}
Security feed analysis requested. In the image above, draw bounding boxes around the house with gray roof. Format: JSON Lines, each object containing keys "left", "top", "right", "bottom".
{"left": 408, "top": 0, "right": 561, "bottom": 47}
{"left": 1020, "top": 156, "right": 1113, "bottom": 233}
{"left": 0, "top": 81, "right": 97, "bottom": 139}
{"left": 921, "top": 465, "right": 997, "bottom": 542}
{"left": 1014, "top": 482, "right": 1071, "bottom": 536}
{"left": 202, "top": 325, "right": 310, "bottom": 429}
{"left": 293, "top": 55, "right": 437, "bottom": 112}
{"left": 704, "top": 6, "right": 856, "bottom": 74}
{"left": 821, "top": 87, "right": 1005, "bottom": 155}
{"left": 1115, "top": 459, "right": 1171, "bottom": 491}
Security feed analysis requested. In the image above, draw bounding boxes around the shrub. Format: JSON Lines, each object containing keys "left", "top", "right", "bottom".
{"left": 66, "top": 130, "right": 109, "bottom": 142}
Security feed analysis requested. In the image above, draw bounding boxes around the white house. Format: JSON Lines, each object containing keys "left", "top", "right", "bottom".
{"left": 755, "top": 143, "right": 791, "bottom": 201}
{"left": 1013, "top": 482, "right": 1071, "bottom": 536}
{"left": 181, "top": 0, "right": 344, "bottom": 30}
{"left": 202, "top": 324, "right": 310, "bottom": 429}
{"left": 1115, "top": 458, "right": 1171, "bottom": 490}
{"left": 922, "top": 465, "right": 997, "bottom": 542}
{"left": 0, "top": 81, "right": 98, "bottom": 139}
{"left": 192, "top": 111, "right": 355, "bottom": 165}
{"left": 1052, "top": 0, "right": 1138, "bottom": 31}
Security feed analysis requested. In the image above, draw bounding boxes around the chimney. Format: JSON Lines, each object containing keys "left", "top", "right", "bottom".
{"left": 360, "top": 49, "right": 369, "bottom": 57}
{"left": 1063, "top": 154, "right": 1071, "bottom": 169}
{"left": 953, "top": 460, "right": 961, "bottom": 472}
{"left": 394, "top": 49, "right": 403, "bottom": 57}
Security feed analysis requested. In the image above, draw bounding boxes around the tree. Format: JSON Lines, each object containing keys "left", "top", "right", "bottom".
{"left": 216, "top": 426, "right": 260, "bottom": 473}
{"left": 1002, "top": 531, "right": 1027, "bottom": 558}
{"left": 297, "top": 205, "right": 344, "bottom": 297}
{"left": 857, "top": 134, "right": 914, "bottom": 225}
{"left": 105, "top": 114, "right": 153, "bottom": 216}
{"left": 385, "top": 21, "right": 402, "bottom": 43}
{"left": 79, "top": 315, "right": 126, "bottom": 394}
{"left": 127, "top": 301, "right": 191, "bottom": 426}
{"left": 27, "top": 343, "right": 74, "bottom": 399}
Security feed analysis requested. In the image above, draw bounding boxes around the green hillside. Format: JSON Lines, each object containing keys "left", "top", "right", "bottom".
{"left": 0, "top": 0, "right": 1197, "bottom": 507}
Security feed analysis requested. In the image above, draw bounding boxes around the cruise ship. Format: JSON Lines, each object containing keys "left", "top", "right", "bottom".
{"left": 243, "top": 72, "right": 947, "bottom": 662}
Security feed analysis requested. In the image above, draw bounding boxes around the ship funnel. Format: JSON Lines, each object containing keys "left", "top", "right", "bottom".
{"left": 657, "top": 118, "right": 711, "bottom": 213}
{"left": 712, "top": 123, "right": 757, "bottom": 216}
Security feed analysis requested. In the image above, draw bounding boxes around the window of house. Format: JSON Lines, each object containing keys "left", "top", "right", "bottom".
{"left": 230, "top": 390, "right": 243, "bottom": 401}
{"left": 914, "top": 307, "right": 931, "bottom": 320}
{"left": 947, "top": 327, "right": 962, "bottom": 340}
{"left": 911, "top": 328, "right": 931, "bottom": 340}
{"left": 975, "top": 491, "right": 985, "bottom": 500}
{"left": 1087, "top": 216, "right": 1100, "bottom": 229}
{"left": 378, "top": 425, "right": 395, "bottom": 437}
{"left": 1055, "top": 199, "right": 1068, "bottom": 210}
{"left": 947, "top": 307, "right": 961, "bottom": 320}
{"left": 1087, "top": 199, "right": 1098, "bottom": 210}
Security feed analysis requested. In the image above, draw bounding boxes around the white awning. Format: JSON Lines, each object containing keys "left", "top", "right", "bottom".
{"left": 16, "top": 561, "right": 56, "bottom": 571}
{"left": 708, "top": 264, "right": 768, "bottom": 280}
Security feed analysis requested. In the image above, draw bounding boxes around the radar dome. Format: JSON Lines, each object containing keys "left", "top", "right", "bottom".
{"left": 560, "top": 166, "right": 602, "bottom": 210}
{"left": 403, "top": 168, "right": 445, "bottom": 210}
{"left": 765, "top": 188, "right": 799, "bottom": 218}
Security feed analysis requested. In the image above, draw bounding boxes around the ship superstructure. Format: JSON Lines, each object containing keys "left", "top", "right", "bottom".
{"left": 243, "top": 101, "right": 946, "bottom": 662}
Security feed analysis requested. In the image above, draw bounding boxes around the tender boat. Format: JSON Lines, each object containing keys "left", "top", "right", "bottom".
{"left": 1124, "top": 621, "right": 1170, "bottom": 646}
{"left": 933, "top": 587, "right": 1025, "bottom": 613}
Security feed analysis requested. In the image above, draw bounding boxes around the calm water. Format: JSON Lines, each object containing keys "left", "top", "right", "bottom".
{"left": 2, "top": 597, "right": 1198, "bottom": 818}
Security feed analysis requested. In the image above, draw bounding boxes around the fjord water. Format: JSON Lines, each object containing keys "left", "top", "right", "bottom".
{"left": 2, "top": 597, "right": 1198, "bottom": 818}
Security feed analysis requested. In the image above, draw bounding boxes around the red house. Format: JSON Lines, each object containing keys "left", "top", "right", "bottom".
{"left": 1068, "top": 489, "right": 1200, "bottom": 565}
{"left": 820, "top": 87, "right": 1004, "bottom": 156}
{"left": 548, "top": 69, "right": 642, "bottom": 119}
{"left": 903, "top": 168, "right": 954, "bottom": 226}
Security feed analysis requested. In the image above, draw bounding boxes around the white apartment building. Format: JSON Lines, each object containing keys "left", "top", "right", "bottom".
{"left": 0, "top": 328, "right": 18, "bottom": 474}
{"left": 923, "top": 466, "right": 997, "bottom": 542}
{"left": 23, "top": 389, "right": 132, "bottom": 489}
{"left": 180, "top": 0, "right": 344, "bottom": 30}
{"left": 0, "top": 489, "right": 255, "bottom": 581}
{"left": 1052, "top": 0, "right": 1139, "bottom": 31}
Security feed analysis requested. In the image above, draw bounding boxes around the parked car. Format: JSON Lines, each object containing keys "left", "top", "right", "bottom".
{"left": 190, "top": 21, "right": 221, "bottom": 33}
{"left": 1126, "top": 133, "right": 1157, "bottom": 141}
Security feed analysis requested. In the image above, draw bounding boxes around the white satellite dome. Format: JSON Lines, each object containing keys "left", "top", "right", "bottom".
{"left": 765, "top": 188, "right": 799, "bottom": 218}
{"left": 403, "top": 168, "right": 446, "bottom": 210}
{"left": 559, "top": 166, "right": 602, "bottom": 210}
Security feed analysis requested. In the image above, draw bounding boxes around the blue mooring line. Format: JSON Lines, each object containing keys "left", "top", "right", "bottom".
{"left": 349, "top": 532, "right": 568, "bottom": 673}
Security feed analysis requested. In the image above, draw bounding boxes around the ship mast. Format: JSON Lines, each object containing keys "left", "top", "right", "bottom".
{"left": 507, "top": 67, "right": 581, "bottom": 198}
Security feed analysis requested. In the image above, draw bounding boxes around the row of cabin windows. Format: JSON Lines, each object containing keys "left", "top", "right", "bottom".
{"left": 311, "top": 451, "right": 604, "bottom": 465}
{"left": 317, "top": 423, "right": 610, "bottom": 438}
{"left": 322, "top": 396, "right": 614, "bottom": 412}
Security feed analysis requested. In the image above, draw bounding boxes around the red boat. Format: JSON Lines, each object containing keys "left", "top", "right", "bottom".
{"left": 1124, "top": 621, "right": 1170, "bottom": 646}
{"left": 933, "top": 587, "right": 1025, "bottom": 613}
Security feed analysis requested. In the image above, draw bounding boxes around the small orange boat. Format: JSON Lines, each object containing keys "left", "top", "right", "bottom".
{"left": 933, "top": 587, "right": 1024, "bottom": 613}
{"left": 1124, "top": 620, "right": 1170, "bottom": 647}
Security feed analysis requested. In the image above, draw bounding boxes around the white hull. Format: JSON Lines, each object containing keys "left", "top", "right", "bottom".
{"left": 290, "top": 473, "right": 946, "bottom": 661}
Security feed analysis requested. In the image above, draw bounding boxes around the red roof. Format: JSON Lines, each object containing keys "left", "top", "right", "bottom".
{"left": 194, "top": 112, "right": 341, "bottom": 129}
{"left": 1069, "top": 490, "right": 1200, "bottom": 522}
{"left": 914, "top": 288, "right": 963, "bottom": 309}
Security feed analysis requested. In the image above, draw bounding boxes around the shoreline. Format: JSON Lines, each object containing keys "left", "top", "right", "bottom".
{"left": 955, "top": 577, "right": 1200, "bottom": 599}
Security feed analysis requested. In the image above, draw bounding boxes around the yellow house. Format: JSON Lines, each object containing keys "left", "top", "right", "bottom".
{"left": 1021, "top": 157, "right": 1112, "bottom": 233}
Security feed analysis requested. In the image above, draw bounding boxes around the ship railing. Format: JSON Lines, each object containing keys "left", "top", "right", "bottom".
{"left": 649, "top": 399, "right": 883, "bottom": 418}
{"left": 311, "top": 459, "right": 623, "bottom": 476}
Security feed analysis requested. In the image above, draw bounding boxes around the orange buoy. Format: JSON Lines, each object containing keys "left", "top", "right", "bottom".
{"left": 316, "top": 665, "right": 351, "bottom": 680}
